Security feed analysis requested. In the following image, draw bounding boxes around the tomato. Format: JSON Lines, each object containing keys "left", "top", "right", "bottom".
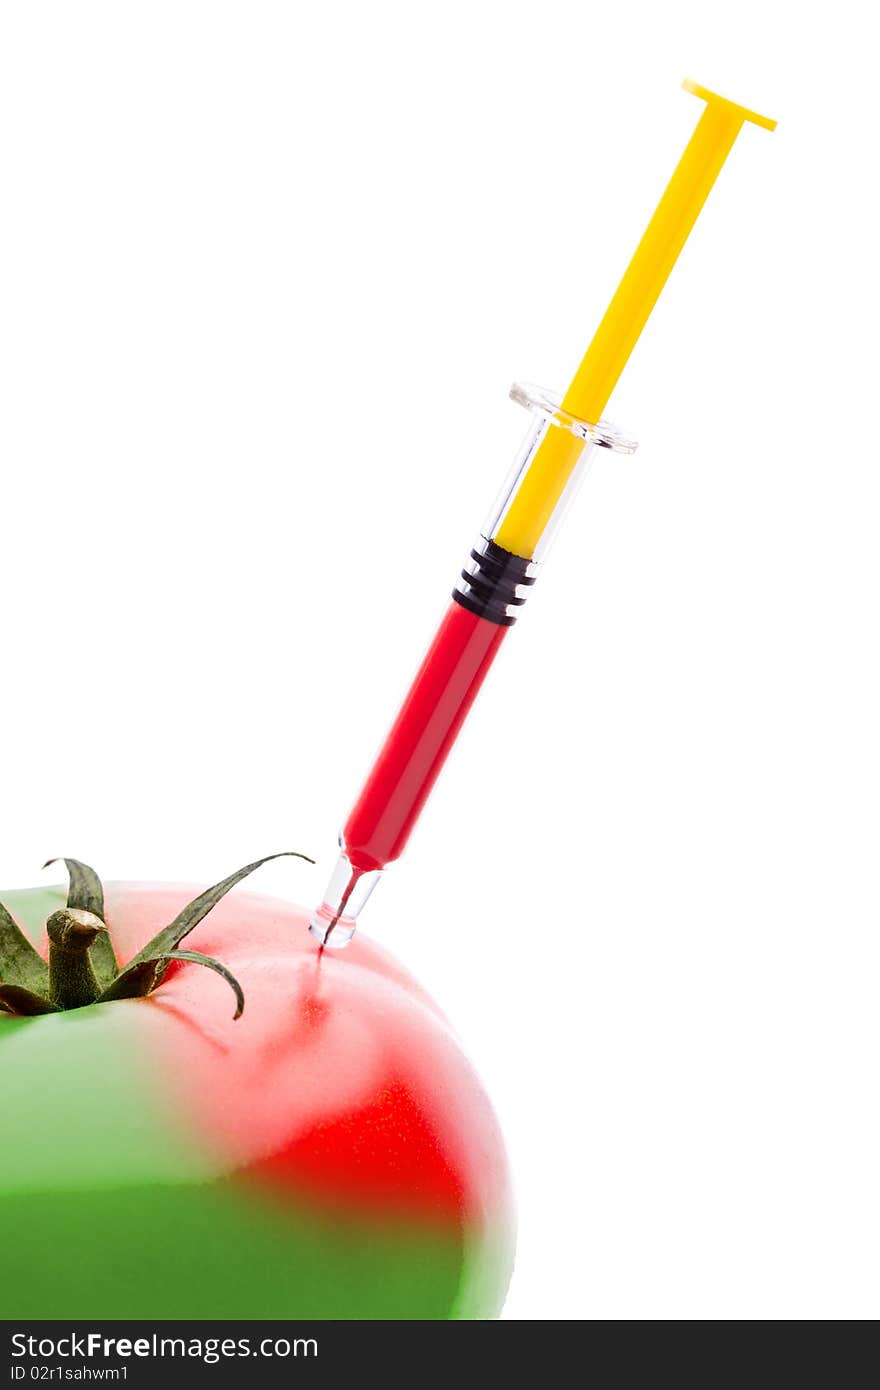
{"left": 0, "top": 859, "right": 515, "bottom": 1320}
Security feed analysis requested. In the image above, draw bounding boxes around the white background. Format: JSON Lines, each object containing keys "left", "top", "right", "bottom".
{"left": 1, "top": 2, "right": 877, "bottom": 1320}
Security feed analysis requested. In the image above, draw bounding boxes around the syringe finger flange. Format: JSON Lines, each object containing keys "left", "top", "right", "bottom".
{"left": 508, "top": 381, "right": 638, "bottom": 453}
{"left": 482, "top": 382, "right": 637, "bottom": 572}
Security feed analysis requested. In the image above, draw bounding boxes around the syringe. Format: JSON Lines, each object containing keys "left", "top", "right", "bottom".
{"left": 310, "top": 79, "right": 775, "bottom": 947}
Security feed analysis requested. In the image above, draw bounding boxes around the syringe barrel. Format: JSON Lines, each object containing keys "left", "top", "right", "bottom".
{"left": 311, "top": 385, "right": 634, "bottom": 946}
{"left": 343, "top": 599, "right": 509, "bottom": 872}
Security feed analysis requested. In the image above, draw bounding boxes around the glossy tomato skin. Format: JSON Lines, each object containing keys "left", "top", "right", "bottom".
{"left": 0, "top": 883, "right": 515, "bottom": 1320}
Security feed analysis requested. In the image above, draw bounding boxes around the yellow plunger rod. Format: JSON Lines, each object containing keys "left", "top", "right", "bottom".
{"left": 495, "top": 80, "right": 776, "bottom": 560}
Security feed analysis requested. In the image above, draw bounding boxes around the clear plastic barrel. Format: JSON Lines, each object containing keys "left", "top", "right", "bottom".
{"left": 485, "top": 382, "right": 637, "bottom": 563}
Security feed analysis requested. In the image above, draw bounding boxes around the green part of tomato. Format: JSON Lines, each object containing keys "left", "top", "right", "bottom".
{"left": 2, "top": 1181, "right": 475, "bottom": 1321}
{"left": 0, "top": 1007, "right": 211, "bottom": 1191}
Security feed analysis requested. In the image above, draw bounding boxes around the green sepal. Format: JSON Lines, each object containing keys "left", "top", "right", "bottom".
{"left": 45, "top": 858, "right": 118, "bottom": 988}
{"left": 99, "top": 950, "right": 245, "bottom": 1019}
{"left": 0, "top": 982, "right": 58, "bottom": 1015}
{"left": 96, "top": 958, "right": 159, "bottom": 1004}
{"left": 0, "top": 900, "right": 50, "bottom": 994}
{"left": 126, "top": 851, "right": 313, "bottom": 968}
{"left": 164, "top": 950, "right": 245, "bottom": 1018}
{"left": 44, "top": 857, "right": 104, "bottom": 919}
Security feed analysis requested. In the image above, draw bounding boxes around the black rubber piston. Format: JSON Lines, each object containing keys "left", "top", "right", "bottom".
{"left": 453, "top": 538, "right": 536, "bottom": 627}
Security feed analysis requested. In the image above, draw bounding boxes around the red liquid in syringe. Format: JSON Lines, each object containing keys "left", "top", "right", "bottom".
{"left": 343, "top": 600, "right": 509, "bottom": 873}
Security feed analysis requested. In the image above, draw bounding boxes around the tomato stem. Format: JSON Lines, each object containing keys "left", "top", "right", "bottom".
{"left": 46, "top": 909, "right": 107, "bottom": 1010}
